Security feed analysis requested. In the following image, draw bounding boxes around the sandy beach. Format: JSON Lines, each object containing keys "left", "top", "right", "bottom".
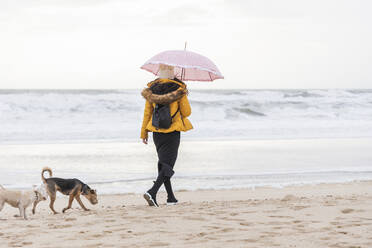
{"left": 1, "top": 181, "right": 371, "bottom": 248}
{"left": 1, "top": 0, "right": 371, "bottom": 247}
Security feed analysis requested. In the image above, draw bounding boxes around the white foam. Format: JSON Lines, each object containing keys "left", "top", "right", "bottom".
{"left": 0, "top": 89, "right": 372, "bottom": 144}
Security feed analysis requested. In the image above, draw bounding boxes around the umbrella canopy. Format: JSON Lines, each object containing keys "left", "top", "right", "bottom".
{"left": 141, "top": 50, "right": 224, "bottom": 81}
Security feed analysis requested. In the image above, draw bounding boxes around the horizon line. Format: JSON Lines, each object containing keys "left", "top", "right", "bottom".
{"left": 0, "top": 88, "right": 372, "bottom": 91}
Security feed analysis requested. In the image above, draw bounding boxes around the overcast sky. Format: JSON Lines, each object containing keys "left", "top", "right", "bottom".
{"left": 0, "top": 0, "right": 371, "bottom": 89}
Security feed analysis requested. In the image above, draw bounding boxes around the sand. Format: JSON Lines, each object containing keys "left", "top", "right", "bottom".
{"left": 1, "top": 181, "right": 372, "bottom": 248}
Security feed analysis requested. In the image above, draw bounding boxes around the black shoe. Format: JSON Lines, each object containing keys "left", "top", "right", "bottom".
{"left": 166, "top": 198, "right": 178, "bottom": 206}
{"left": 144, "top": 192, "right": 159, "bottom": 207}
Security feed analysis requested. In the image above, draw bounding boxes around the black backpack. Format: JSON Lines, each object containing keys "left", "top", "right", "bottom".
{"left": 152, "top": 104, "right": 179, "bottom": 129}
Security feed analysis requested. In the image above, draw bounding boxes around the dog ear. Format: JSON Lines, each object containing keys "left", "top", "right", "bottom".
{"left": 33, "top": 190, "right": 40, "bottom": 198}
{"left": 82, "top": 184, "right": 92, "bottom": 195}
{"left": 81, "top": 184, "right": 88, "bottom": 195}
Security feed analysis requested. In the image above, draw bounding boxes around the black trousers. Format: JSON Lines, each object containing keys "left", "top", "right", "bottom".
{"left": 153, "top": 131, "right": 180, "bottom": 178}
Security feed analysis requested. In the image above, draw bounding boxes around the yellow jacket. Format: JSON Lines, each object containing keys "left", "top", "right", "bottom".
{"left": 140, "top": 78, "right": 193, "bottom": 139}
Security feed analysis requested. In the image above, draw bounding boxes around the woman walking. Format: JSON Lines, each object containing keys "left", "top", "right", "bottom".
{"left": 140, "top": 64, "right": 193, "bottom": 207}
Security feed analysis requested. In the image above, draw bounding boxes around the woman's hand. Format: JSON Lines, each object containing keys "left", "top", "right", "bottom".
{"left": 142, "top": 137, "right": 148, "bottom": 145}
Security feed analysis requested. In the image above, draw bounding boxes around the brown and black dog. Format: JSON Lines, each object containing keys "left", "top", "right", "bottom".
{"left": 41, "top": 167, "right": 98, "bottom": 214}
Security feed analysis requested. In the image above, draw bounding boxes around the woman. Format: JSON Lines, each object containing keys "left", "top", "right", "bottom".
{"left": 140, "top": 64, "right": 193, "bottom": 207}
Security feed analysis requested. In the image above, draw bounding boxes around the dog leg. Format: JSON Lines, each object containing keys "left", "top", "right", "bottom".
{"left": 32, "top": 201, "right": 38, "bottom": 215}
{"left": 62, "top": 194, "right": 75, "bottom": 213}
{"left": 49, "top": 194, "right": 58, "bottom": 214}
{"left": 23, "top": 207, "right": 27, "bottom": 220}
{"left": 14, "top": 205, "right": 22, "bottom": 218}
{"left": 18, "top": 206, "right": 26, "bottom": 220}
{"left": 75, "top": 194, "right": 89, "bottom": 211}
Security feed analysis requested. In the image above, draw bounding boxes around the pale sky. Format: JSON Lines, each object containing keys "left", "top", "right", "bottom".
{"left": 0, "top": 0, "right": 371, "bottom": 89}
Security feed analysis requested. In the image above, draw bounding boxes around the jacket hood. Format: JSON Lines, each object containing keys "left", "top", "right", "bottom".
{"left": 141, "top": 78, "right": 188, "bottom": 105}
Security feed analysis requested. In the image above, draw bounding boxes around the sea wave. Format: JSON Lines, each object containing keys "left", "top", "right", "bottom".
{"left": 0, "top": 89, "right": 372, "bottom": 143}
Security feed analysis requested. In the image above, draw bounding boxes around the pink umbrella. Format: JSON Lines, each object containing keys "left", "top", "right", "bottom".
{"left": 140, "top": 50, "right": 224, "bottom": 82}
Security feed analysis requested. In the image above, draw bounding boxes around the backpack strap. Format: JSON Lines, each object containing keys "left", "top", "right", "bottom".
{"left": 171, "top": 107, "right": 179, "bottom": 119}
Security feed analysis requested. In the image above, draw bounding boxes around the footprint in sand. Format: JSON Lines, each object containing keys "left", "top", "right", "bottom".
{"left": 341, "top": 208, "right": 354, "bottom": 214}
{"left": 229, "top": 212, "right": 239, "bottom": 216}
{"left": 220, "top": 217, "right": 246, "bottom": 222}
{"left": 26, "top": 225, "right": 38, "bottom": 228}
{"left": 197, "top": 232, "right": 208, "bottom": 237}
{"left": 239, "top": 222, "right": 252, "bottom": 226}
{"left": 293, "top": 205, "right": 310, "bottom": 210}
{"left": 268, "top": 215, "right": 293, "bottom": 219}
{"left": 205, "top": 225, "right": 221, "bottom": 230}
{"left": 51, "top": 224, "right": 73, "bottom": 229}
{"left": 323, "top": 201, "right": 337, "bottom": 206}
{"left": 91, "top": 234, "right": 104, "bottom": 238}
{"left": 272, "top": 226, "right": 284, "bottom": 230}
{"left": 281, "top": 194, "right": 297, "bottom": 202}
{"left": 65, "top": 217, "right": 77, "bottom": 221}
{"left": 240, "top": 239, "right": 260, "bottom": 243}
{"left": 205, "top": 236, "right": 218, "bottom": 240}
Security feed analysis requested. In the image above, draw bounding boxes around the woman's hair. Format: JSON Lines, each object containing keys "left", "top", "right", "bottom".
{"left": 158, "top": 64, "right": 175, "bottom": 79}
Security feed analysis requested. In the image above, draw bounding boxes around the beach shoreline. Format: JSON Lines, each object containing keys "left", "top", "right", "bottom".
{"left": 1, "top": 181, "right": 372, "bottom": 247}
{"left": 1, "top": 138, "right": 372, "bottom": 194}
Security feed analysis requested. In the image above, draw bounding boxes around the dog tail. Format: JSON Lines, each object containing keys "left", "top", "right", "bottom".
{"left": 42, "top": 167, "right": 53, "bottom": 184}
{"left": 0, "top": 184, "right": 4, "bottom": 190}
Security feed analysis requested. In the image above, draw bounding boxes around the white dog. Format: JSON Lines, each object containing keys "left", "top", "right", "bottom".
{"left": 0, "top": 184, "right": 47, "bottom": 220}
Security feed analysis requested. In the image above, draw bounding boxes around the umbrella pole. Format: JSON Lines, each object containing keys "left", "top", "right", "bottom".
{"left": 181, "top": 42, "right": 187, "bottom": 80}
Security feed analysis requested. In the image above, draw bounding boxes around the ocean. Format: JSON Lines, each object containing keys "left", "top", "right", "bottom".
{"left": 1, "top": 89, "right": 372, "bottom": 143}
{"left": 0, "top": 89, "right": 372, "bottom": 194}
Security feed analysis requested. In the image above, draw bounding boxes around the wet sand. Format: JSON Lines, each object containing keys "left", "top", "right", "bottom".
{"left": 1, "top": 181, "right": 372, "bottom": 248}
{"left": 1, "top": 138, "right": 372, "bottom": 194}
